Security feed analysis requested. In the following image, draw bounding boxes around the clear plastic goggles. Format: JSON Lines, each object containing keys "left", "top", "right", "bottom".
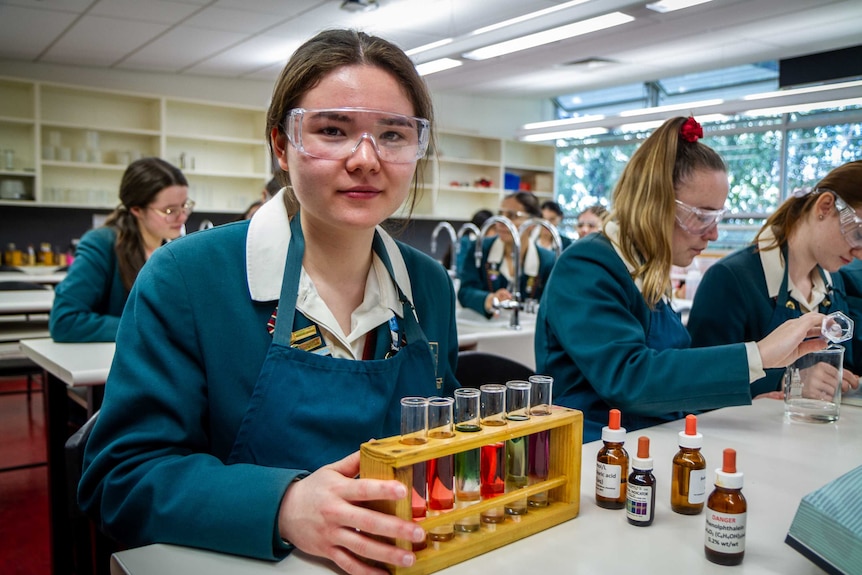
{"left": 150, "top": 200, "right": 195, "bottom": 223}
{"left": 674, "top": 199, "right": 726, "bottom": 235}
{"left": 286, "top": 107, "right": 430, "bottom": 164}
{"left": 831, "top": 192, "right": 862, "bottom": 249}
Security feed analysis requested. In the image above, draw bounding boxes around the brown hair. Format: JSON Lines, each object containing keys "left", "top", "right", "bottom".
{"left": 610, "top": 116, "right": 726, "bottom": 308}
{"left": 505, "top": 191, "right": 542, "bottom": 217}
{"left": 756, "top": 160, "right": 862, "bottom": 250}
{"left": 104, "top": 157, "right": 187, "bottom": 291}
{"left": 265, "top": 29, "right": 435, "bottom": 221}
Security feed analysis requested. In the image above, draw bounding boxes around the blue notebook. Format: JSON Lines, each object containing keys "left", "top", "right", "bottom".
{"left": 785, "top": 465, "right": 862, "bottom": 575}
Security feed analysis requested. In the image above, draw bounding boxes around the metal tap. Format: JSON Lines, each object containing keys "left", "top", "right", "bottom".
{"left": 457, "top": 222, "right": 481, "bottom": 242}
{"left": 476, "top": 215, "right": 522, "bottom": 330}
{"left": 430, "top": 221, "right": 458, "bottom": 274}
{"left": 517, "top": 218, "right": 563, "bottom": 313}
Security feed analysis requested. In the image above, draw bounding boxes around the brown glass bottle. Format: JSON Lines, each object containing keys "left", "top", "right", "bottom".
{"left": 671, "top": 415, "right": 706, "bottom": 515}
{"left": 596, "top": 409, "right": 628, "bottom": 509}
{"left": 705, "top": 449, "right": 746, "bottom": 566}
{"left": 625, "top": 436, "right": 655, "bottom": 527}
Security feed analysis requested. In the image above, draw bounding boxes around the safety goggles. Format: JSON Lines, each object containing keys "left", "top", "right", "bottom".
{"left": 285, "top": 107, "right": 430, "bottom": 164}
{"left": 149, "top": 200, "right": 195, "bottom": 223}
{"left": 830, "top": 192, "right": 862, "bottom": 249}
{"left": 497, "top": 209, "right": 530, "bottom": 221}
{"left": 674, "top": 199, "right": 726, "bottom": 235}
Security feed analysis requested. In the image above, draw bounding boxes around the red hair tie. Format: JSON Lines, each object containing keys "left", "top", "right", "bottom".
{"left": 680, "top": 116, "right": 703, "bottom": 143}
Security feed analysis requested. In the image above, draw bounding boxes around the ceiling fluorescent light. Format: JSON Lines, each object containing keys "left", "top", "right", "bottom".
{"left": 646, "top": 0, "right": 714, "bottom": 13}
{"left": 340, "top": 0, "right": 378, "bottom": 12}
{"left": 462, "top": 12, "right": 634, "bottom": 61}
{"left": 522, "top": 127, "right": 609, "bottom": 142}
{"left": 620, "top": 113, "right": 727, "bottom": 132}
{"left": 522, "top": 114, "right": 606, "bottom": 130}
{"left": 406, "top": 38, "right": 453, "bottom": 57}
{"left": 471, "top": 0, "right": 591, "bottom": 36}
{"left": 742, "top": 97, "right": 862, "bottom": 118}
{"left": 415, "top": 58, "right": 462, "bottom": 76}
{"left": 618, "top": 98, "right": 724, "bottom": 117}
{"left": 743, "top": 79, "right": 862, "bottom": 101}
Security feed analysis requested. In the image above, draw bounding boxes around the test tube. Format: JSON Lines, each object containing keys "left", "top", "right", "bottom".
{"left": 479, "top": 385, "right": 507, "bottom": 525}
{"left": 454, "top": 389, "right": 481, "bottom": 533}
{"left": 426, "top": 397, "right": 455, "bottom": 543}
{"left": 400, "top": 397, "right": 428, "bottom": 445}
{"left": 528, "top": 375, "right": 553, "bottom": 507}
{"left": 505, "top": 381, "right": 531, "bottom": 516}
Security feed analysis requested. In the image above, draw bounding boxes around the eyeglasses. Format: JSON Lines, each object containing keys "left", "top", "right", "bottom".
{"left": 830, "top": 192, "right": 862, "bottom": 249}
{"left": 149, "top": 200, "right": 195, "bottom": 222}
{"left": 674, "top": 199, "right": 726, "bottom": 235}
{"left": 577, "top": 221, "right": 600, "bottom": 230}
{"left": 285, "top": 107, "right": 430, "bottom": 164}
{"left": 497, "top": 209, "right": 530, "bottom": 220}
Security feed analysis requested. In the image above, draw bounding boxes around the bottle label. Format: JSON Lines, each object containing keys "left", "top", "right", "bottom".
{"left": 705, "top": 510, "right": 746, "bottom": 553}
{"left": 688, "top": 469, "right": 707, "bottom": 504}
{"left": 625, "top": 483, "right": 653, "bottom": 522}
{"left": 596, "top": 462, "right": 622, "bottom": 498}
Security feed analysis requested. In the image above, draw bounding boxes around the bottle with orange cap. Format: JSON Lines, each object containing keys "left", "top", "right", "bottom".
{"left": 625, "top": 436, "right": 655, "bottom": 526}
{"left": 705, "top": 448, "right": 746, "bottom": 565}
{"left": 671, "top": 414, "right": 707, "bottom": 515}
{"left": 595, "top": 408, "right": 629, "bottom": 509}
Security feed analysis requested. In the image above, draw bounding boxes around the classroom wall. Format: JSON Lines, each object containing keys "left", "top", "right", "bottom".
{"left": 0, "top": 60, "right": 551, "bottom": 255}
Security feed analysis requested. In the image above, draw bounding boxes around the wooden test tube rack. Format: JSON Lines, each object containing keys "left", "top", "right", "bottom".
{"left": 360, "top": 406, "right": 583, "bottom": 574}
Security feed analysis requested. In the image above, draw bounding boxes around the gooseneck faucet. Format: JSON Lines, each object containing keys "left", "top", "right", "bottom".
{"left": 476, "top": 215, "right": 522, "bottom": 330}
{"left": 457, "top": 222, "right": 481, "bottom": 242}
{"left": 519, "top": 218, "right": 563, "bottom": 258}
{"left": 430, "top": 221, "right": 458, "bottom": 274}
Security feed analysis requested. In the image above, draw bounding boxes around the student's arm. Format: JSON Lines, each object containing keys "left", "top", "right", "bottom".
{"left": 49, "top": 228, "right": 123, "bottom": 342}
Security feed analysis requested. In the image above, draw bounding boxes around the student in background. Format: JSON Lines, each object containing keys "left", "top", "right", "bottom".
{"left": 689, "top": 160, "right": 862, "bottom": 395}
{"left": 534, "top": 116, "right": 826, "bottom": 442}
{"left": 79, "top": 29, "right": 458, "bottom": 573}
{"left": 537, "top": 200, "right": 572, "bottom": 250}
{"left": 458, "top": 191, "right": 555, "bottom": 317}
{"left": 240, "top": 178, "right": 282, "bottom": 220}
{"left": 576, "top": 204, "right": 607, "bottom": 238}
{"left": 49, "top": 157, "right": 190, "bottom": 342}
{"left": 441, "top": 208, "right": 493, "bottom": 272}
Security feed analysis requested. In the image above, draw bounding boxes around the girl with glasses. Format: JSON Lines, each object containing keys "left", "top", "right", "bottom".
{"left": 689, "top": 160, "right": 862, "bottom": 397}
{"left": 49, "top": 157, "right": 189, "bottom": 342}
{"left": 575, "top": 204, "right": 607, "bottom": 239}
{"left": 79, "top": 29, "right": 458, "bottom": 573}
{"left": 535, "top": 116, "right": 827, "bottom": 443}
{"left": 458, "top": 191, "right": 556, "bottom": 317}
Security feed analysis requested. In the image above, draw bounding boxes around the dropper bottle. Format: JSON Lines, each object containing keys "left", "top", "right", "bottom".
{"left": 625, "top": 436, "right": 656, "bottom": 526}
{"left": 670, "top": 414, "right": 707, "bottom": 515}
{"left": 705, "top": 448, "right": 746, "bottom": 565}
{"left": 595, "top": 409, "right": 628, "bottom": 509}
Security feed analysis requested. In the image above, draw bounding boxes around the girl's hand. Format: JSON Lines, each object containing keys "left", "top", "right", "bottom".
{"left": 278, "top": 451, "right": 425, "bottom": 575}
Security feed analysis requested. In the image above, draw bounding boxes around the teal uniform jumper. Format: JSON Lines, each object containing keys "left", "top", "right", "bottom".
{"left": 78, "top": 214, "right": 459, "bottom": 561}
{"left": 458, "top": 236, "right": 556, "bottom": 318}
{"left": 534, "top": 232, "right": 752, "bottom": 443}
{"left": 50, "top": 226, "right": 128, "bottom": 342}
{"left": 688, "top": 244, "right": 856, "bottom": 392}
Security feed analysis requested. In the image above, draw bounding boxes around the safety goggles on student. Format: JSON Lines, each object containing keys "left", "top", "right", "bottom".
{"left": 149, "top": 200, "right": 195, "bottom": 223}
{"left": 285, "top": 107, "right": 431, "bottom": 164}
{"left": 674, "top": 199, "right": 726, "bottom": 235}
{"left": 830, "top": 192, "right": 862, "bottom": 249}
{"left": 497, "top": 209, "right": 530, "bottom": 220}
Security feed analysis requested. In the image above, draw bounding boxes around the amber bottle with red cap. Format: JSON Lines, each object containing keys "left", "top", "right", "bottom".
{"left": 705, "top": 448, "right": 747, "bottom": 565}
{"left": 671, "top": 414, "right": 707, "bottom": 515}
{"left": 595, "top": 409, "right": 629, "bottom": 509}
{"left": 625, "top": 436, "right": 656, "bottom": 526}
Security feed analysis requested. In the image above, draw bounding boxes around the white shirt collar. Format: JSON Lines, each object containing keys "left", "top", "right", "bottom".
{"left": 757, "top": 227, "right": 830, "bottom": 311}
{"left": 245, "top": 188, "right": 413, "bottom": 305}
{"left": 486, "top": 236, "right": 542, "bottom": 280}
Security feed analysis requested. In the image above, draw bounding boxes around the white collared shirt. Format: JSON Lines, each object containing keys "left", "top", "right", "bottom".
{"left": 245, "top": 189, "right": 414, "bottom": 359}
{"left": 758, "top": 227, "right": 830, "bottom": 313}
{"left": 486, "top": 236, "right": 542, "bottom": 283}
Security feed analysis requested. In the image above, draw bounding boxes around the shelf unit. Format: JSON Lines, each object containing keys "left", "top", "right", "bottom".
{"left": 0, "top": 76, "right": 270, "bottom": 213}
{"left": 0, "top": 76, "right": 556, "bottom": 218}
{"left": 360, "top": 406, "right": 582, "bottom": 574}
{"left": 395, "top": 130, "right": 557, "bottom": 221}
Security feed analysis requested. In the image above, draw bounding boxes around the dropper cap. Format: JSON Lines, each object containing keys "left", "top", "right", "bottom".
{"left": 678, "top": 414, "right": 703, "bottom": 449}
{"left": 601, "top": 408, "right": 626, "bottom": 443}
{"left": 714, "top": 448, "right": 743, "bottom": 489}
{"left": 631, "top": 436, "right": 653, "bottom": 471}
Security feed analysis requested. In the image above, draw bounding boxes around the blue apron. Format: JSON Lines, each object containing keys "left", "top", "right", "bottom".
{"left": 646, "top": 298, "right": 691, "bottom": 351}
{"left": 227, "top": 214, "right": 440, "bottom": 470}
